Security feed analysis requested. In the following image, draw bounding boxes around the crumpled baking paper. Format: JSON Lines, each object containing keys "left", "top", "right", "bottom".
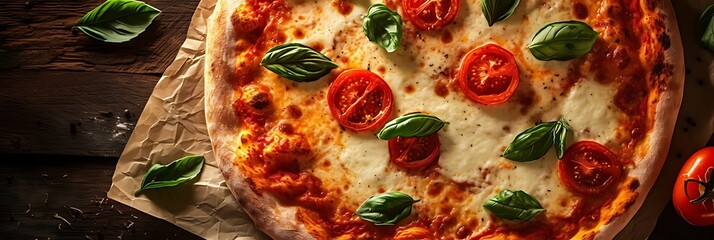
{"left": 107, "top": 0, "right": 267, "bottom": 239}
{"left": 107, "top": 0, "right": 713, "bottom": 239}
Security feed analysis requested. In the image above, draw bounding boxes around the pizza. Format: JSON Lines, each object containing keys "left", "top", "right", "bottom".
{"left": 204, "top": 0, "right": 684, "bottom": 239}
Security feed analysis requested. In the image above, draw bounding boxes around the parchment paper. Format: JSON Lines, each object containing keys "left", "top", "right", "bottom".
{"left": 107, "top": 0, "right": 267, "bottom": 239}
{"left": 107, "top": 0, "right": 714, "bottom": 239}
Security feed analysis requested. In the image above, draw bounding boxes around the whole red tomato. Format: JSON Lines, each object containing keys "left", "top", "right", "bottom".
{"left": 673, "top": 147, "right": 714, "bottom": 226}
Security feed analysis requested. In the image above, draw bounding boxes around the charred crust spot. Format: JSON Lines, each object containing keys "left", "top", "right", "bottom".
{"left": 628, "top": 179, "right": 640, "bottom": 191}
{"left": 573, "top": 2, "right": 588, "bottom": 19}
{"left": 427, "top": 182, "right": 444, "bottom": 196}
{"left": 652, "top": 61, "right": 664, "bottom": 76}
{"left": 658, "top": 33, "right": 671, "bottom": 50}
{"left": 441, "top": 30, "right": 453, "bottom": 43}
{"left": 287, "top": 105, "right": 303, "bottom": 119}
{"left": 405, "top": 84, "right": 415, "bottom": 94}
{"left": 248, "top": 92, "right": 271, "bottom": 110}
{"left": 434, "top": 82, "right": 449, "bottom": 97}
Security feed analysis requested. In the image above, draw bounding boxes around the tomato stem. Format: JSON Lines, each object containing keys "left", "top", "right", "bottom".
{"left": 684, "top": 169, "right": 714, "bottom": 204}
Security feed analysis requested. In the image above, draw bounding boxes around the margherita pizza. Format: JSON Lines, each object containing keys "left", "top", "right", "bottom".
{"left": 204, "top": 0, "right": 684, "bottom": 239}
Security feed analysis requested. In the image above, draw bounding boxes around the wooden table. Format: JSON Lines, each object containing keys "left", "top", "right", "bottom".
{"left": 0, "top": 0, "right": 712, "bottom": 239}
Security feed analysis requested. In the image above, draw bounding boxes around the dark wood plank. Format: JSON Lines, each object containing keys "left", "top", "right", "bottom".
{"left": 0, "top": 154, "right": 201, "bottom": 240}
{"left": 0, "top": 70, "right": 157, "bottom": 157}
{"left": 0, "top": 0, "right": 201, "bottom": 74}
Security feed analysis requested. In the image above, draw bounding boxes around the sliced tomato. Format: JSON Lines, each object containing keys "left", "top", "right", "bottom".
{"left": 388, "top": 134, "right": 441, "bottom": 169}
{"left": 558, "top": 141, "right": 622, "bottom": 195}
{"left": 402, "top": 0, "right": 460, "bottom": 30}
{"left": 673, "top": 147, "right": 714, "bottom": 226}
{"left": 327, "top": 69, "right": 394, "bottom": 132}
{"left": 457, "top": 44, "right": 519, "bottom": 105}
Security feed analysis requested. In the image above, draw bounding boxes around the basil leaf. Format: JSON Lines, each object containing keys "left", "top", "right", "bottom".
{"left": 481, "top": 0, "right": 520, "bottom": 26}
{"left": 356, "top": 192, "right": 419, "bottom": 225}
{"left": 377, "top": 113, "right": 448, "bottom": 140}
{"left": 553, "top": 117, "right": 572, "bottom": 159}
{"left": 483, "top": 189, "right": 545, "bottom": 222}
{"left": 502, "top": 122, "right": 556, "bottom": 162}
{"left": 76, "top": 0, "right": 161, "bottom": 43}
{"left": 261, "top": 43, "right": 338, "bottom": 82}
{"left": 528, "top": 21, "right": 599, "bottom": 61}
{"left": 698, "top": 4, "right": 714, "bottom": 52}
{"left": 363, "top": 4, "right": 402, "bottom": 53}
{"left": 135, "top": 155, "right": 204, "bottom": 195}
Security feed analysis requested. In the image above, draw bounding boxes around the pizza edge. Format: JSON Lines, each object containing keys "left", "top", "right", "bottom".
{"left": 205, "top": 0, "right": 314, "bottom": 239}
{"left": 203, "top": 0, "right": 687, "bottom": 239}
{"left": 597, "top": 0, "right": 685, "bottom": 239}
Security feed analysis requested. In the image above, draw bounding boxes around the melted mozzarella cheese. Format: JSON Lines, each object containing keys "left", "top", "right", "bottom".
{"left": 249, "top": 0, "right": 625, "bottom": 236}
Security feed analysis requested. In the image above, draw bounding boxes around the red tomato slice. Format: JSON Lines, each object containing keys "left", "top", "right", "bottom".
{"left": 388, "top": 134, "right": 441, "bottom": 169}
{"left": 673, "top": 147, "right": 714, "bottom": 226}
{"left": 328, "top": 69, "right": 394, "bottom": 132}
{"left": 558, "top": 141, "right": 622, "bottom": 195}
{"left": 402, "top": 0, "right": 460, "bottom": 30}
{"left": 457, "top": 44, "right": 519, "bottom": 105}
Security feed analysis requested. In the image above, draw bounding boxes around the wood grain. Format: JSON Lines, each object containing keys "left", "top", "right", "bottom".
{"left": 0, "top": 154, "right": 202, "bottom": 240}
{"left": 0, "top": 0, "right": 199, "bottom": 74}
{"left": 1, "top": 70, "right": 156, "bottom": 157}
{"left": 0, "top": 0, "right": 201, "bottom": 157}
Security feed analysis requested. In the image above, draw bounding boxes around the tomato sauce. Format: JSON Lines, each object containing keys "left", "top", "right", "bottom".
{"left": 232, "top": 0, "right": 289, "bottom": 86}
{"left": 332, "top": 0, "right": 353, "bottom": 15}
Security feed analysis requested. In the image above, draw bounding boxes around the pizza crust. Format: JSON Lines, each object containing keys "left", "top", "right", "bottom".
{"left": 597, "top": 0, "right": 685, "bottom": 239}
{"left": 205, "top": 0, "right": 314, "bottom": 238}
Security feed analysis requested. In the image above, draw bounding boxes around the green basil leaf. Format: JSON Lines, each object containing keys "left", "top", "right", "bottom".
{"left": 502, "top": 122, "right": 556, "bottom": 162}
{"left": 553, "top": 117, "right": 572, "bottom": 159}
{"left": 528, "top": 21, "right": 599, "bottom": 61}
{"left": 363, "top": 4, "right": 402, "bottom": 53}
{"left": 356, "top": 192, "right": 419, "bottom": 225}
{"left": 483, "top": 189, "right": 545, "bottom": 222}
{"left": 698, "top": 4, "right": 714, "bottom": 52}
{"left": 76, "top": 0, "right": 161, "bottom": 43}
{"left": 481, "top": 0, "right": 520, "bottom": 26}
{"left": 377, "top": 113, "right": 448, "bottom": 140}
{"left": 135, "top": 155, "right": 204, "bottom": 195}
{"left": 261, "top": 43, "right": 338, "bottom": 82}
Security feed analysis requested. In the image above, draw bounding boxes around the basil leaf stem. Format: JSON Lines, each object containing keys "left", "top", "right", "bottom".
{"left": 528, "top": 21, "right": 599, "bottom": 61}
{"left": 363, "top": 4, "right": 403, "bottom": 53}
{"left": 261, "top": 43, "right": 338, "bottom": 82}
{"left": 483, "top": 189, "right": 545, "bottom": 222}
{"left": 356, "top": 192, "right": 419, "bottom": 225}
{"left": 503, "top": 117, "right": 572, "bottom": 162}
{"left": 553, "top": 117, "right": 572, "bottom": 159}
{"left": 698, "top": 4, "right": 714, "bottom": 52}
{"left": 135, "top": 155, "right": 205, "bottom": 196}
{"left": 481, "top": 0, "right": 520, "bottom": 26}
{"left": 377, "top": 113, "right": 448, "bottom": 140}
{"left": 76, "top": 0, "right": 161, "bottom": 43}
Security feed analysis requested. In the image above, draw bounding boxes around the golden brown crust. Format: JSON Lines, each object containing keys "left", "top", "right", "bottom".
{"left": 204, "top": 0, "right": 313, "bottom": 239}
{"left": 596, "top": 0, "right": 685, "bottom": 239}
